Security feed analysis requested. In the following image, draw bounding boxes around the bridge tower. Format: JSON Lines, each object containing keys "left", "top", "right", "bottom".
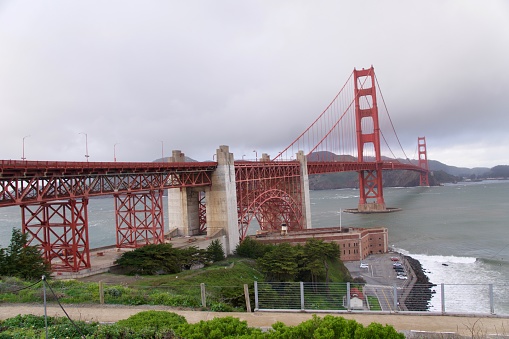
{"left": 418, "top": 137, "right": 430, "bottom": 186}
{"left": 354, "top": 67, "right": 386, "bottom": 212}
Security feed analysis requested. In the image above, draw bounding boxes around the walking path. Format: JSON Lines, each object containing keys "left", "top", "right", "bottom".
{"left": 1, "top": 304, "right": 508, "bottom": 337}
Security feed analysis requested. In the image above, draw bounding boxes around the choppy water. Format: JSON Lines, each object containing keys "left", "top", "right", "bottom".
{"left": 310, "top": 180, "right": 509, "bottom": 314}
{"left": 1, "top": 180, "right": 508, "bottom": 313}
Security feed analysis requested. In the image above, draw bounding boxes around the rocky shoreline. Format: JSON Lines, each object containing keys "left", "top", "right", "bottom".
{"left": 404, "top": 255, "right": 436, "bottom": 311}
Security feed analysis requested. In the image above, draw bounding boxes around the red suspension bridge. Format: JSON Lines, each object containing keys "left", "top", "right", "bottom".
{"left": 0, "top": 67, "right": 429, "bottom": 272}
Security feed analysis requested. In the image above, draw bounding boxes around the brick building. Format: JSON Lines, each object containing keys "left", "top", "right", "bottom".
{"left": 252, "top": 226, "right": 388, "bottom": 261}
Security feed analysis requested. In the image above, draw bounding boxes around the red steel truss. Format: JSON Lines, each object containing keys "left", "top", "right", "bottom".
{"left": 235, "top": 161, "right": 303, "bottom": 239}
{"left": 0, "top": 160, "right": 215, "bottom": 207}
{"left": 354, "top": 67, "right": 385, "bottom": 210}
{"left": 198, "top": 190, "right": 207, "bottom": 234}
{"left": 115, "top": 191, "right": 165, "bottom": 248}
{"left": 418, "top": 137, "right": 430, "bottom": 186}
{"left": 21, "top": 199, "right": 91, "bottom": 272}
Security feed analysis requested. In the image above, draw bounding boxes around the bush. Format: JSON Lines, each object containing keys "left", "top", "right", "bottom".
{"left": 175, "top": 316, "right": 263, "bottom": 339}
{"left": 234, "top": 237, "right": 272, "bottom": 259}
{"left": 117, "top": 310, "right": 187, "bottom": 332}
{"left": 207, "top": 239, "right": 225, "bottom": 262}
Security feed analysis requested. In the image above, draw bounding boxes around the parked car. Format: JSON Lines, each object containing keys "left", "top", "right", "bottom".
{"left": 390, "top": 257, "right": 399, "bottom": 261}
{"left": 393, "top": 262, "right": 402, "bottom": 267}
{"left": 397, "top": 275, "right": 408, "bottom": 280}
{"left": 359, "top": 263, "right": 369, "bottom": 268}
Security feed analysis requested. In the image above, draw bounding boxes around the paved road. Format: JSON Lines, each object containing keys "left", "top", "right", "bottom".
{"left": 345, "top": 252, "right": 414, "bottom": 311}
{"left": 1, "top": 304, "right": 508, "bottom": 337}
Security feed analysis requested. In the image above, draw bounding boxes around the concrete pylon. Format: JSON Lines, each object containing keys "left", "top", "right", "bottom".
{"left": 297, "top": 150, "right": 312, "bottom": 229}
{"left": 167, "top": 150, "right": 201, "bottom": 236}
{"left": 206, "top": 145, "right": 240, "bottom": 254}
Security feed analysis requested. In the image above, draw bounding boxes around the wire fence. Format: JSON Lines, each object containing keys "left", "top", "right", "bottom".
{"left": 254, "top": 281, "right": 509, "bottom": 316}
{"left": 2, "top": 278, "right": 509, "bottom": 316}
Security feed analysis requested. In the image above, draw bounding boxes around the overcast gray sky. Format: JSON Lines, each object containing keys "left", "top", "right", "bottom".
{"left": 1, "top": 1, "right": 508, "bottom": 168}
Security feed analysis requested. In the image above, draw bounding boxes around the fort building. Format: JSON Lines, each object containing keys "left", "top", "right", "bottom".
{"left": 251, "top": 226, "right": 388, "bottom": 261}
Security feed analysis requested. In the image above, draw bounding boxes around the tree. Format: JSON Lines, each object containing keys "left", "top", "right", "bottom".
{"left": 299, "top": 239, "right": 340, "bottom": 284}
{"left": 206, "top": 239, "right": 225, "bottom": 262}
{"left": 257, "top": 243, "right": 299, "bottom": 282}
{"left": 0, "top": 228, "right": 51, "bottom": 281}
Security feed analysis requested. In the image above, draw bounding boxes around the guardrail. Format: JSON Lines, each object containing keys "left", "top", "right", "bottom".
{"left": 254, "top": 281, "right": 509, "bottom": 316}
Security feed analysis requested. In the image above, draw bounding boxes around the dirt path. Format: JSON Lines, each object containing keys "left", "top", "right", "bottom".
{"left": 1, "top": 303, "right": 508, "bottom": 337}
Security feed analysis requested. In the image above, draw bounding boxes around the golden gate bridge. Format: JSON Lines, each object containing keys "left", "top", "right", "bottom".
{"left": 0, "top": 67, "right": 429, "bottom": 272}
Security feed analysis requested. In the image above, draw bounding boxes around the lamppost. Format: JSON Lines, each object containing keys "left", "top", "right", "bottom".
{"left": 242, "top": 154, "right": 246, "bottom": 160}
{"left": 253, "top": 150, "right": 257, "bottom": 161}
{"left": 79, "top": 132, "right": 89, "bottom": 162}
{"left": 114, "top": 143, "right": 119, "bottom": 162}
{"left": 160, "top": 140, "right": 164, "bottom": 161}
{"left": 22, "top": 135, "right": 30, "bottom": 160}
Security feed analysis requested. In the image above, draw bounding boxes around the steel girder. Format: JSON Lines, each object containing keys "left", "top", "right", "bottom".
{"left": 0, "top": 169, "right": 214, "bottom": 207}
{"left": 235, "top": 162, "right": 303, "bottom": 239}
{"left": 115, "top": 191, "right": 165, "bottom": 248}
{"left": 21, "top": 199, "right": 91, "bottom": 272}
{"left": 198, "top": 191, "right": 207, "bottom": 234}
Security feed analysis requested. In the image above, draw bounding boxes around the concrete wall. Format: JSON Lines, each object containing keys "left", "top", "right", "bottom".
{"left": 206, "top": 145, "right": 240, "bottom": 254}
{"left": 297, "top": 150, "right": 312, "bottom": 229}
{"left": 167, "top": 150, "right": 201, "bottom": 236}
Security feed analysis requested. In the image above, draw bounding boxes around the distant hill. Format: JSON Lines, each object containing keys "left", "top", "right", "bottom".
{"left": 304, "top": 151, "right": 504, "bottom": 189}
{"left": 152, "top": 152, "right": 506, "bottom": 189}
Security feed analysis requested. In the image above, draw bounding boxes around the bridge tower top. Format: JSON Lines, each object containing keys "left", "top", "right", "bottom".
{"left": 418, "top": 137, "right": 430, "bottom": 186}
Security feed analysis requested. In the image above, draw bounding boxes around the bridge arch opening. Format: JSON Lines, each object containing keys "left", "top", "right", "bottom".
{"left": 239, "top": 188, "right": 303, "bottom": 240}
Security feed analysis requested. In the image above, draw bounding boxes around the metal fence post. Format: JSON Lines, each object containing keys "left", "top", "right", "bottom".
{"left": 346, "top": 282, "right": 350, "bottom": 310}
{"left": 441, "top": 283, "right": 445, "bottom": 314}
{"left": 393, "top": 285, "right": 398, "bottom": 311}
{"left": 254, "top": 281, "right": 259, "bottom": 311}
{"left": 300, "top": 282, "right": 305, "bottom": 311}
{"left": 200, "top": 283, "right": 206, "bottom": 308}
{"left": 489, "top": 284, "right": 494, "bottom": 314}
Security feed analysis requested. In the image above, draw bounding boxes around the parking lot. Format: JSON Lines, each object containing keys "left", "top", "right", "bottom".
{"left": 344, "top": 252, "right": 415, "bottom": 311}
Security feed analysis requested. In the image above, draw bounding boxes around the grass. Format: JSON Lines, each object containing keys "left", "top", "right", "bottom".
{"left": 367, "top": 295, "right": 382, "bottom": 310}
{"left": 0, "top": 257, "right": 263, "bottom": 311}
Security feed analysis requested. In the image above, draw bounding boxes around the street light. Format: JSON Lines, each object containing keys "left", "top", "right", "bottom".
{"left": 22, "top": 135, "right": 30, "bottom": 160}
{"left": 114, "top": 143, "right": 119, "bottom": 162}
{"left": 79, "top": 132, "right": 89, "bottom": 162}
{"left": 242, "top": 154, "right": 246, "bottom": 160}
{"left": 253, "top": 150, "right": 257, "bottom": 161}
{"left": 160, "top": 140, "right": 164, "bottom": 161}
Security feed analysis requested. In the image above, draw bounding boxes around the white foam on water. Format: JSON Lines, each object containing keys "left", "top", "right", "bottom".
{"left": 396, "top": 248, "right": 508, "bottom": 314}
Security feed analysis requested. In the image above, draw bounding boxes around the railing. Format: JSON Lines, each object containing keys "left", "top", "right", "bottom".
{"left": 254, "top": 281, "right": 509, "bottom": 316}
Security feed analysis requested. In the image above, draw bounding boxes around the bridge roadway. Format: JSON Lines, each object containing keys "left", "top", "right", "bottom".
{"left": 0, "top": 158, "right": 425, "bottom": 206}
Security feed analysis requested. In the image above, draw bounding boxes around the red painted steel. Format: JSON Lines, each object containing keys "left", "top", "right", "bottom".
{"left": 21, "top": 199, "right": 91, "bottom": 272}
{"left": 0, "top": 161, "right": 216, "bottom": 207}
{"left": 115, "top": 191, "right": 165, "bottom": 248}
{"left": 354, "top": 67, "right": 385, "bottom": 209}
{"left": 198, "top": 190, "right": 207, "bottom": 234}
{"left": 418, "top": 137, "right": 430, "bottom": 186}
{"left": 234, "top": 161, "right": 303, "bottom": 239}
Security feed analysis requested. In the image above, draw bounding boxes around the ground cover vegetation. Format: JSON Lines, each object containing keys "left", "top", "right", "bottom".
{"left": 0, "top": 235, "right": 354, "bottom": 312}
{"left": 0, "top": 311, "right": 405, "bottom": 338}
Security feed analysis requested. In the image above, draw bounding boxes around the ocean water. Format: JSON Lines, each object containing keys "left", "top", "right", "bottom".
{"left": 309, "top": 180, "right": 509, "bottom": 314}
{"left": 1, "top": 180, "right": 508, "bottom": 313}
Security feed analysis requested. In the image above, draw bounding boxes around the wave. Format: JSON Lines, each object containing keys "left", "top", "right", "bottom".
{"left": 477, "top": 257, "right": 509, "bottom": 267}
{"left": 393, "top": 248, "right": 477, "bottom": 264}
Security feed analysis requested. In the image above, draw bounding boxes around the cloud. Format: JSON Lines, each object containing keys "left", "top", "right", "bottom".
{"left": 1, "top": 0, "right": 508, "bottom": 167}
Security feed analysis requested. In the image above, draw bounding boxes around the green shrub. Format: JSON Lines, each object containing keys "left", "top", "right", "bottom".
{"left": 207, "top": 239, "right": 225, "bottom": 262}
{"left": 117, "top": 310, "right": 187, "bottom": 332}
{"left": 175, "top": 316, "right": 263, "bottom": 339}
{"left": 234, "top": 237, "right": 272, "bottom": 259}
